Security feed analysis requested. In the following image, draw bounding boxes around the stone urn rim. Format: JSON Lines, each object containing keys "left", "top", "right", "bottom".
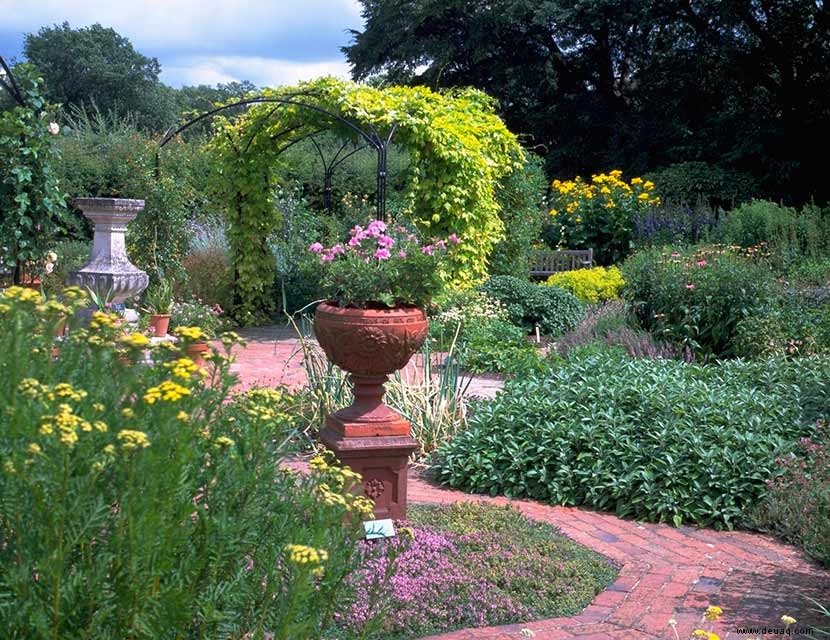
{"left": 313, "top": 301, "right": 428, "bottom": 377}
{"left": 72, "top": 197, "right": 146, "bottom": 212}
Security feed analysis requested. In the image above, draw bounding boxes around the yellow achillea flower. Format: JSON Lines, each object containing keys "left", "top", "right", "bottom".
{"left": 90, "top": 311, "right": 117, "bottom": 330}
{"left": 27, "top": 443, "right": 42, "bottom": 455}
{"left": 121, "top": 407, "right": 135, "bottom": 418}
{"left": 214, "top": 436, "right": 235, "bottom": 448}
{"left": 143, "top": 380, "right": 191, "bottom": 404}
{"left": 177, "top": 411, "right": 189, "bottom": 422}
{"left": 284, "top": 544, "right": 328, "bottom": 565}
{"left": 704, "top": 606, "right": 723, "bottom": 621}
{"left": 53, "top": 382, "right": 87, "bottom": 401}
{"left": 117, "top": 429, "right": 150, "bottom": 451}
{"left": 39, "top": 403, "right": 91, "bottom": 448}
{"left": 93, "top": 421, "right": 108, "bottom": 433}
{"left": 121, "top": 333, "right": 150, "bottom": 349}
{"left": 2, "top": 286, "right": 41, "bottom": 303}
{"left": 174, "top": 326, "right": 206, "bottom": 341}
{"left": 165, "top": 357, "right": 199, "bottom": 380}
{"left": 18, "top": 378, "right": 43, "bottom": 399}
{"left": 4, "top": 461, "right": 16, "bottom": 474}
{"left": 309, "top": 455, "right": 329, "bottom": 471}
{"left": 93, "top": 403, "right": 105, "bottom": 412}
{"left": 781, "top": 615, "right": 796, "bottom": 626}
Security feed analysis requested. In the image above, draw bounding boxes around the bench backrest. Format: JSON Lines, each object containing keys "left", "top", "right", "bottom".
{"left": 529, "top": 249, "right": 593, "bottom": 276}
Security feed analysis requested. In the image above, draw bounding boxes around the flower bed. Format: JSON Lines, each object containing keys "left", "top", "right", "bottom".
{"left": 334, "top": 502, "right": 618, "bottom": 639}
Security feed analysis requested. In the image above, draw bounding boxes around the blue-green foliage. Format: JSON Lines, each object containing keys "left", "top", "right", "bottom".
{"left": 434, "top": 353, "right": 830, "bottom": 529}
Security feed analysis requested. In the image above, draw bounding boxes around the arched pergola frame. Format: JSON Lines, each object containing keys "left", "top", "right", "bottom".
{"left": 157, "top": 93, "right": 397, "bottom": 220}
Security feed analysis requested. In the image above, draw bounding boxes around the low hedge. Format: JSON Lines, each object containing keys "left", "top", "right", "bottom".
{"left": 479, "top": 275, "right": 583, "bottom": 336}
{"left": 434, "top": 353, "right": 830, "bottom": 529}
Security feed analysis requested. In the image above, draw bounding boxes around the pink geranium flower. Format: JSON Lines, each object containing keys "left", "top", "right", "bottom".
{"left": 448, "top": 233, "right": 461, "bottom": 244}
{"left": 398, "top": 250, "right": 407, "bottom": 258}
{"left": 374, "top": 248, "right": 391, "bottom": 260}
{"left": 309, "top": 242, "right": 324, "bottom": 253}
{"left": 696, "top": 260, "right": 707, "bottom": 267}
{"left": 421, "top": 245, "right": 435, "bottom": 255}
{"left": 377, "top": 235, "right": 395, "bottom": 248}
{"left": 685, "top": 283, "right": 695, "bottom": 289}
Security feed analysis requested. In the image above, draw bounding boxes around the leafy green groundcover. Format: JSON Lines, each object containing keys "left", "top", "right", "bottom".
{"left": 333, "top": 502, "right": 617, "bottom": 640}
{"left": 434, "top": 353, "right": 830, "bottom": 529}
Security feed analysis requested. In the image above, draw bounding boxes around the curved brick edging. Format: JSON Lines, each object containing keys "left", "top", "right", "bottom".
{"left": 408, "top": 477, "right": 830, "bottom": 640}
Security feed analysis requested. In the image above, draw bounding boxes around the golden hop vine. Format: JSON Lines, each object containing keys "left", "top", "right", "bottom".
{"left": 209, "top": 78, "right": 523, "bottom": 318}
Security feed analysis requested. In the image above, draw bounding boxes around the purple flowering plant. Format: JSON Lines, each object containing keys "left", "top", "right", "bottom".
{"left": 309, "top": 220, "right": 461, "bottom": 309}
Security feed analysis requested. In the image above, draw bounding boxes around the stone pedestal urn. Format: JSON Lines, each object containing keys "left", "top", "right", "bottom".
{"left": 67, "top": 198, "right": 149, "bottom": 304}
{"left": 314, "top": 302, "right": 428, "bottom": 519}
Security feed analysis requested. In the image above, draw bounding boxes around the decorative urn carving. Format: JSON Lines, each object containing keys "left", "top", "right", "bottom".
{"left": 66, "top": 198, "right": 149, "bottom": 304}
{"left": 314, "top": 302, "right": 427, "bottom": 519}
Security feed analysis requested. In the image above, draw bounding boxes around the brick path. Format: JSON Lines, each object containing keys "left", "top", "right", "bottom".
{"left": 230, "top": 326, "right": 830, "bottom": 640}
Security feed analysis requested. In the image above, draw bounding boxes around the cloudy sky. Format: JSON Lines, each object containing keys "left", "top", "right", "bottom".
{"left": 0, "top": 0, "right": 366, "bottom": 87}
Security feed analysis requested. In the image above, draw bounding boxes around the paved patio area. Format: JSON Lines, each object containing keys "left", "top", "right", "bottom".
{"left": 228, "top": 325, "right": 830, "bottom": 640}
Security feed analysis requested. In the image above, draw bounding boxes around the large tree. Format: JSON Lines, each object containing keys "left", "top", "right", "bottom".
{"left": 23, "top": 22, "right": 177, "bottom": 131}
{"left": 345, "top": 0, "right": 830, "bottom": 203}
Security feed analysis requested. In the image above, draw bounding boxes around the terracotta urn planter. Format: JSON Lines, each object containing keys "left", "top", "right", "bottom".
{"left": 149, "top": 314, "right": 171, "bottom": 338}
{"left": 186, "top": 341, "right": 210, "bottom": 367}
{"left": 314, "top": 302, "right": 428, "bottom": 519}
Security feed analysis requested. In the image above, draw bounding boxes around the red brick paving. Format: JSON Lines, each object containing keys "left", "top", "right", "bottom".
{"left": 231, "top": 327, "right": 830, "bottom": 640}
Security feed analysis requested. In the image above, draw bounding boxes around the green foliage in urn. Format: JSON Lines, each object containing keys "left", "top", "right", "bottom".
{"left": 208, "top": 78, "right": 523, "bottom": 319}
{"left": 0, "top": 63, "right": 69, "bottom": 280}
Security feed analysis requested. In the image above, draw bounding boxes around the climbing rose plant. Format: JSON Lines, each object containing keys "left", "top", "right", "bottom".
{"left": 0, "top": 63, "right": 68, "bottom": 281}
{"left": 209, "top": 78, "right": 523, "bottom": 320}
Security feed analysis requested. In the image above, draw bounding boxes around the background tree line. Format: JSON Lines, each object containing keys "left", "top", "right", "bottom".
{"left": 344, "top": 0, "right": 830, "bottom": 205}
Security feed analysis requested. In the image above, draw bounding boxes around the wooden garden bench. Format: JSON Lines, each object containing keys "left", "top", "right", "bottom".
{"left": 529, "top": 249, "right": 593, "bottom": 277}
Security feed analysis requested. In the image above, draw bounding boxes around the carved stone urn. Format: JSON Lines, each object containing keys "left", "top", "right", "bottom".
{"left": 314, "top": 302, "right": 428, "bottom": 519}
{"left": 66, "top": 198, "right": 149, "bottom": 304}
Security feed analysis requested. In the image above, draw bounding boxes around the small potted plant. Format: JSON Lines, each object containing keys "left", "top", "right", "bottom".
{"left": 142, "top": 280, "right": 174, "bottom": 338}
{"left": 170, "top": 299, "right": 224, "bottom": 365}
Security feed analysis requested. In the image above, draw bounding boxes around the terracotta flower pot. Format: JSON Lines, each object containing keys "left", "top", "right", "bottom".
{"left": 149, "top": 313, "right": 171, "bottom": 338}
{"left": 186, "top": 341, "right": 210, "bottom": 367}
{"left": 313, "top": 302, "right": 428, "bottom": 436}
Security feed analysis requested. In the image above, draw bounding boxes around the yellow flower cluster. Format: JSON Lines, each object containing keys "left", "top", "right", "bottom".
{"left": 165, "top": 357, "right": 201, "bottom": 380}
{"left": 703, "top": 606, "right": 723, "bottom": 622}
{"left": 545, "top": 266, "right": 625, "bottom": 303}
{"left": 550, "top": 170, "right": 660, "bottom": 220}
{"left": 39, "top": 403, "right": 93, "bottom": 448}
{"left": 213, "top": 436, "right": 235, "bottom": 449}
{"left": 143, "top": 380, "right": 191, "bottom": 404}
{"left": 308, "top": 456, "right": 374, "bottom": 516}
{"left": 2, "top": 286, "right": 42, "bottom": 303}
{"left": 90, "top": 311, "right": 118, "bottom": 330}
{"left": 116, "top": 429, "right": 151, "bottom": 451}
{"left": 174, "top": 326, "right": 206, "bottom": 341}
{"left": 120, "top": 333, "right": 150, "bottom": 349}
{"left": 284, "top": 543, "right": 328, "bottom": 565}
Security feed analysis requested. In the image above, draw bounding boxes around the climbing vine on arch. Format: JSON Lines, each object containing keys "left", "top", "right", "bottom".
{"left": 208, "top": 77, "right": 523, "bottom": 320}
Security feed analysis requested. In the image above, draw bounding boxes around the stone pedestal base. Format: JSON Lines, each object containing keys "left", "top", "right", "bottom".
{"left": 320, "top": 426, "right": 418, "bottom": 520}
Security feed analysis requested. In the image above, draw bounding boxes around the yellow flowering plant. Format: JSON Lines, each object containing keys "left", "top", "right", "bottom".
{"left": 0, "top": 288, "right": 394, "bottom": 638}
{"left": 548, "top": 170, "right": 660, "bottom": 265}
{"left": 545, "top": 266, "right": 625, "bottom": 303}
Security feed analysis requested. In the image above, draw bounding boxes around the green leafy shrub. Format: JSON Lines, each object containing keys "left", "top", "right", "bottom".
{"left": 644, "top": 161, "right": 756, "bottom": 207}
{"left": 623, "top": 245, "right": 775, "bottom": 358}
{"left": 735, "top": 304, "right": 830, "bottom": 358}
{"left": 787, "top": 258, "right": 830, "bottom": 287}
{"left": 751, "top": 420, "right": 830, "bottom": 567}
{"left": 720, "top": 200, "right": 830, "bottom": 267}
{"left": 0, "top": 286, "right": 388, "bottom": 639}
{"left": 479, "top": 275, "right": 583, "bottom": 336}
{"left": 456, "top": 318, "right": 543, "bottom": 375}
{"left": 434, "top": 353, "right": 830, "bottom": 529}
{"left": 545, "top": 266, "right": 624, "bottom": 303}
{"left": 40, "top": 239, "right": 91, "bottom": 294}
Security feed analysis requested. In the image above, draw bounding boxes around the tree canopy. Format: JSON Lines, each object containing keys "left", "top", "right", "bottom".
{"left": 345, "top": 0, "right": 830, "bottom": 204}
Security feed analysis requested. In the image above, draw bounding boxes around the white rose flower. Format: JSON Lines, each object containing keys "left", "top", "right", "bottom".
{"left": 48, "top": 122, "right": 60, "bottom": 135}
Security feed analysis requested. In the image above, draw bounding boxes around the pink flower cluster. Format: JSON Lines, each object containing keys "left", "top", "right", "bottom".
{"left": 308, "top": 221, "right": 461, "bottom": 263}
